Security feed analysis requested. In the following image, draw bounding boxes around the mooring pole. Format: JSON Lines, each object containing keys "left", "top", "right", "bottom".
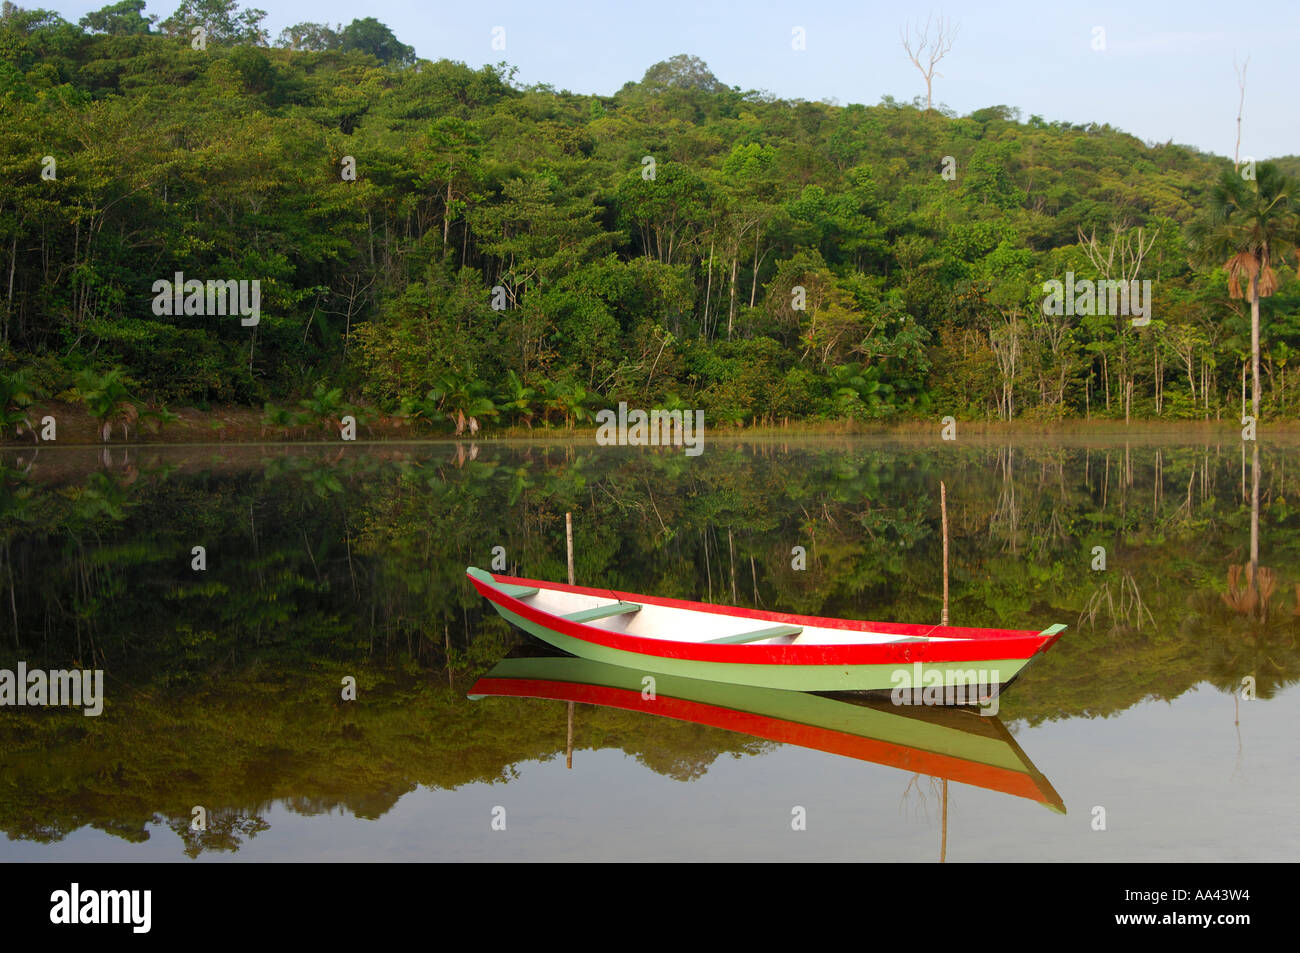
{"left": 941, "top": 481, "right": 950, "bottom": 626}
{"left": 566, "top": 511, "right": 575, "bottom": 585}
{"left": 566, "top": 511, "right": 575, "bottom": 768}
{"left": 566, "top": 701, "right": 574, "bottom": 769}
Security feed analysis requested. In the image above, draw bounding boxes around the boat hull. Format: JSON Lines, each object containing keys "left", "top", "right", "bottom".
{"left": 471, "top": 568, "right": 1061, "bottom": 694}
{"left": 491, "top": 600, "right": 1027, "bottom": 693}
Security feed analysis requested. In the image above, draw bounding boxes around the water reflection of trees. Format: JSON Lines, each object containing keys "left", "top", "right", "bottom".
{"left": 5, "top": 438, "right": 1300, "bottom": 697}
{"left": 2, "top": 439, "right": 1299, "bottom": 852}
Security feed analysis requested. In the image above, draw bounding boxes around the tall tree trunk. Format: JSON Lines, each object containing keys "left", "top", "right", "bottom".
{"left": 703, "top": 237, "right": 714, "bottom": 339}
{"left": 4, "top": 234, "right": 14, "bottom": 345}
{"left": 442, "top": 177, "right": 453, "bottom": 259}
{"left": 1154, "top": 350, "right": 1161, "bottom": 415}
{"left": 1251, "top": 278, "right": 1261, "bottom": 420}
{"left": 1103, "top": 353, "right": 1110, "bottom": 410}
{"left": 728, "top": 257, "right": 737, "bottom": 340}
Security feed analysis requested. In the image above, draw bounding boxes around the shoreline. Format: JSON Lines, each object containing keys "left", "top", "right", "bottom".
{"left": 0, "top": 401, "right": 1289, "bottom": 449}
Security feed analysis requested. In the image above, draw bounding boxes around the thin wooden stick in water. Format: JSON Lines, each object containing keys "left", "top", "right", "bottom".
{"left": 567, "top": 699, "right": 574, "bottom": 769}
{"left": 566, "top": 512, "right": 575, "bottom": 586}
{"left": 941, "top": 481, "right": 950, "bottom": 626}
{"left": 566, "top": 511, "right": 576, "bottom": 767}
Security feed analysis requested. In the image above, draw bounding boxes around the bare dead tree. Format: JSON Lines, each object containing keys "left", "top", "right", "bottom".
{"left": 1035, "top": 296, "right": 1074, "bottom": 410}
{"left": 901, "top": 15, "right": 959, "bottom": 112}
{"left": 1078, "top": 224, "right": 1159, "bottom": 283}
{"left": 1233, "top": 55, "right": 1249, "bottom": 172}
{"left": 1078, "top": 223, "right": 1160, "bottom": 423}
{"left": 989, "top": 303, "right": 1022, "bottom": 421}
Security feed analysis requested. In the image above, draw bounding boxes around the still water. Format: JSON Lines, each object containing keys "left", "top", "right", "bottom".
{"left": 1, "top": 436, "right": 1297, "bottom": 861}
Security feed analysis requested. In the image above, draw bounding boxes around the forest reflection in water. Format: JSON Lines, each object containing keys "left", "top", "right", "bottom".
{"left": 0, "top": 435, "right": 1296, "bottom": 859}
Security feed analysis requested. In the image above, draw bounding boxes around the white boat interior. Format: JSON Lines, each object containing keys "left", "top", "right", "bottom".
{"left": 486, "top": 574, "right": 957, "bottom": 646}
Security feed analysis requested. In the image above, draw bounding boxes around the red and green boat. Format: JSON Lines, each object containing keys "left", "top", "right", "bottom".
{"left": 466, "top": 566, "right": 1065, "bottom": 695}
{"left": 468, "top": 653, "right": 1065, "bottom": 810}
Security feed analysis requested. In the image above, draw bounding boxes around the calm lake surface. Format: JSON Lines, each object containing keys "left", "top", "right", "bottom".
{"left": 1, "top": 436, "right": 1297, "bottom": 861}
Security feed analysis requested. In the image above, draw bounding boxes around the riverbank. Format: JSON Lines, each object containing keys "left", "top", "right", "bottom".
{"left": 0, "top": 401, "right": 1283, "bottom": 447}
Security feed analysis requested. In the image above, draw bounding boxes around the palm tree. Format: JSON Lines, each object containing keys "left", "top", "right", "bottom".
{"left": 69, "top": 369, "right": 138, "bottom": 442}
{"left": 402, "top": 391, "right": 444, "bottom": 431}
{"left": 0, "top": 368, "right": 43, "bottom": 442}
{"left": 1186, "top": 163, "right": 1300, "bottom": 421}
{"left": 537, "top": 378, "right": 565, "bottom": 428}
{"left": 462, "top": 389, "right": 499, "bottom": 434}
{"left": 298, "top": 384, "right": 348, "bottom": 431}
{"left": 827, "top": 363, "right": 893, "bottom": 420}
{"left": 261, "top": 402, "right": 307, "bottom": 438}
{"left": 555, "top": 380, "right": 598, "bottom": 429}
{"left": 432, "top": 373, "right": 498, "bottom": 435}
{"left": 496, "top": 371, "right": 537, "bottom": 428}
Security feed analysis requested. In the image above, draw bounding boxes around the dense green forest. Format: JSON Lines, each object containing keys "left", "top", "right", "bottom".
{"left": 2, "top": 1, "right": 1300, "bottom": 437}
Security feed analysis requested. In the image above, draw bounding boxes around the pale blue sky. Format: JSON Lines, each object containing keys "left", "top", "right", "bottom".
{"left": 54, "top": 1, "right": 1300, "bottom": 159}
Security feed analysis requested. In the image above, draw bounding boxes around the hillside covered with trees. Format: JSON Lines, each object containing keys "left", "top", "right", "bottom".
{"left": 3, "top": 0, "right": 1299, "bottom": 437}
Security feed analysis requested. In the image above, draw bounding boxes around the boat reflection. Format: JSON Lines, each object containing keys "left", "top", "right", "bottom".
{"left": 469, "top": 651, "right": 1064, "bottom": 813}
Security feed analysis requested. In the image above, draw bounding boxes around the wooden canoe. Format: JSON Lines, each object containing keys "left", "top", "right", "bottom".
{"left": 468, "top": 653, "right": 1065, "bottom": 811}
{"left": 466, "top": 567, "right": 1065, "bottom": 694}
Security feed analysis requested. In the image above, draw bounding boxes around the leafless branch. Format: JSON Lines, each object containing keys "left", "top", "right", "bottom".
{"left": 901, "top": 15, "right": 959, "bottom": 111}
{"left": 1077, "top": 223, "right": 1159, "bottom": 285}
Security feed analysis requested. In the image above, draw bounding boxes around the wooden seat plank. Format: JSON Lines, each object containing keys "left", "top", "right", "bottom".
{"left": 562, "top": 603, "right": 642, "bottom": 624}
{"left": 705, "top": 624, "right": 803, "bottom": 645}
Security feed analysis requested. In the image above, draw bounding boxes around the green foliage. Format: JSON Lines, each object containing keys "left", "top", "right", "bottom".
{"left": 298, "top": 382, "right": 346, "bottom": 425}
{"left": 496, "top": 370, "right": 537, "bottom": 427}
{"left": 79, "top": 1, "right": 154, "bottom": 35}
{"left": 637, "top": 54, "right": 725, "bottom": 94}
{"left": 0, "top": 27, "right": 1294, "bottom": 428}
{"left": 1185, "top": 162, "right": 1300, "bottom": 416}
{"left": 274, "top": 21, "right": 338, "bottom": 52}
{"left": 63, "top": 367, "right": 143, "bottom": 440}
{"left": 339, "top": 17, "right": 413, "bottom": 66}
{"left": 0, "top": 365, "right": 43, "bottom": 438}
{"left": 159, "top": 0, "right": 267, "bottom": 45}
